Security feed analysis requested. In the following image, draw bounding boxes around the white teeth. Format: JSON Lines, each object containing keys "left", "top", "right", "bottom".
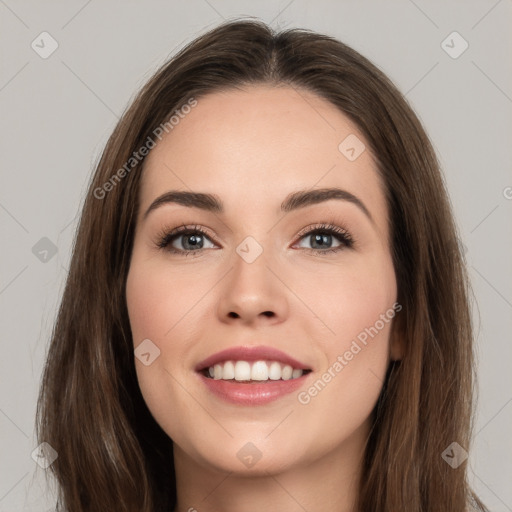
{"left": 234, "top": 361, "right": 251, "bottom": 381}
{"left": 268, "top": 361, "right": 281, "bottom": 380}
{"left": 223, "top": 360, "right": 235, "bottom": 379}
{"left": 281, "top": 365, "right": 293, "bottom": 380}
{"left": 207, "top": 360, "right": 306, "bottom": 381}
{"left": 292, "top": 368, "right": 302, "bottom": 379}
{"left": 213, "top": 364, "right": 223, "bottom": 380}
{"left": 251, "top": 361, "right": 268, "bottom": 381}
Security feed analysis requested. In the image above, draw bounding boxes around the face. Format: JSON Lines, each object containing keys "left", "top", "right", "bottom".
{"left": 126, "top": 85, "right": 402, "bottom": 476}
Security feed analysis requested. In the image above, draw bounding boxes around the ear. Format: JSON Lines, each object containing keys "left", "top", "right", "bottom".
{"left": 389, "top": 309, "right": 405, "bottom": 361}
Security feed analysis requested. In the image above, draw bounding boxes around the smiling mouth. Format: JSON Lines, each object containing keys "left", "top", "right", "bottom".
{"left": 199, "top": 360, "right": 312, "bottom": 382}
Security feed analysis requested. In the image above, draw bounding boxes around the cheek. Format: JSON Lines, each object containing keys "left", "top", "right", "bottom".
{"left": 126, "top": 256, "right": 205, "bottom": 443}
{"left": 292, "top": 253, "right": 397, "bottom": 432}
{"left": 126, "top": 254, "right": 209, "bottom": 344}
{"left": 293, "top": 249, "right": 397, "bottom": 347}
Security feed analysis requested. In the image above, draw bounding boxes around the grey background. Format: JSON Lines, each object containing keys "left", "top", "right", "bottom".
{"left": 1, "top": 1, "right": 511, "bottom": 510}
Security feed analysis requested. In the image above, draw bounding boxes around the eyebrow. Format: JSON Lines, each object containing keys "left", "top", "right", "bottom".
{"left": 143, "top": 187, "right": 374, "bottom": 224}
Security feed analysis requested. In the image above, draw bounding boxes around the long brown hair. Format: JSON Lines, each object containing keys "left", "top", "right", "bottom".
{"left": 36, "top": 18, "right": 487, "bottom": 511}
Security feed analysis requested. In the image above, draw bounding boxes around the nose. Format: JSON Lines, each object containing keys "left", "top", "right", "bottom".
{"left": 216, "top": 246, "right": 289, "bottom": 326}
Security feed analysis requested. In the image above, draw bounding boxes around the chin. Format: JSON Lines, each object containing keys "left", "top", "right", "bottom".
{"left": 174, "top": 430, "right": 309, "bottom": 477}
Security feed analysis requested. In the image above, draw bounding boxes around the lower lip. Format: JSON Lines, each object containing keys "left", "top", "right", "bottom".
{"left": 198, "top": 373, "right": 309, "bottom": 405}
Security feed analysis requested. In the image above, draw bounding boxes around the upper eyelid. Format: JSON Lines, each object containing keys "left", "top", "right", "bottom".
{"left": 295, "top": 223, "right": 349, "bottom": 237}
{"left": 168, "top": 223, "right": 347, "bottom": 236}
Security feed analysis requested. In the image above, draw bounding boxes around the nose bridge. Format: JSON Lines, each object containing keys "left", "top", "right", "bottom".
{"left": 216, "top": 233, "right": 288, "bottom": 323}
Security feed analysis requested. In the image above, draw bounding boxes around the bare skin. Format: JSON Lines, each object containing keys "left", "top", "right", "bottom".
{"left": 126, "top": 85, "right": 403, "bottom": 512}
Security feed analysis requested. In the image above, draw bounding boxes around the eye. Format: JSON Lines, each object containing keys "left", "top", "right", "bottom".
{"left": 293, "top": 223, "right": 354, "bottom": 254}
{"left": 155, "top": 224, "right": 216, "bottom": 256}
{"left": 155, "top": 222, "right": 355, "bottom": 257}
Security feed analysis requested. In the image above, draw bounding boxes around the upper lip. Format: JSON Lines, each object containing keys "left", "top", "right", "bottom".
{"left": 195, "top": 345, "right": 311, "bottom": 372}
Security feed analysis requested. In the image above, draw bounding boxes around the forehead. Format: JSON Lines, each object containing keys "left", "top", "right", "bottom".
{"left": 138, "top": 85, "right": 387, "bottom": 228}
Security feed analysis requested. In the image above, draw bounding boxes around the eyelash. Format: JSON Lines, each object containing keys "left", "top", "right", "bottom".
{"left": 155, "top": 222, "right": 355, "bottom": 257}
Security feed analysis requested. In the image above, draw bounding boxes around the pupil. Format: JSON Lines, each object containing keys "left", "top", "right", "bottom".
{"left": 184, "top": 234, "right": 202, "bottom": 250}
{"left": 311, "top": 233, "right": 331, "bottom": 249}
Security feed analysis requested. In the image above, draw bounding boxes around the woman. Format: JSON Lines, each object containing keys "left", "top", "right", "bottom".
{"left": 36, "top": 19, "right": 488, "bottom": 512}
